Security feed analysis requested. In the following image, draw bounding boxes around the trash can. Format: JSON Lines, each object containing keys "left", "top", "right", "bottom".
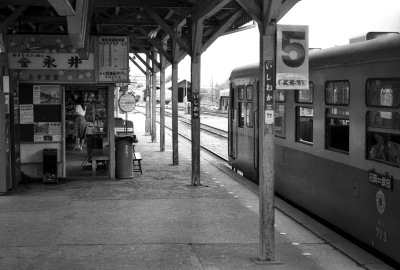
{"left": 43, "top": 148, "right": 58, "bottom": 183}
{"left": 115, "top": 133, "right": 134, "bottom": 179}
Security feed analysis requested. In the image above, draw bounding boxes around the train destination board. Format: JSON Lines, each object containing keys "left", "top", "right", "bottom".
{"left": 276, "top": 25, "right": 309, "bottom": 90}
{"left": 98, "top": 36, "right": 129, "bottom": 82}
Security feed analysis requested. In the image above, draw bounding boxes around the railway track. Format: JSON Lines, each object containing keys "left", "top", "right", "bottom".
{"left": 134, "top": 105, "right": 229, "bottom": 161}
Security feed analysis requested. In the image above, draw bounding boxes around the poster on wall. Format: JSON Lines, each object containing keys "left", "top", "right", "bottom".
{"left": 20, "top": 104, "right": 34, "bottom": 124}
{"left": 33, "top": 122, "right": 61, "bottom": 142}
{"left": 98, "top": 36, "right": 129, "bottom": 82}
{"left": 33, "top": 85, "right": 62, "bottom": 104}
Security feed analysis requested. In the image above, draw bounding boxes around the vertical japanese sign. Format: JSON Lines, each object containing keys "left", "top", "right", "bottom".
{"left": 98, "top": 36, "right": 129, "bottom": 82}
{"left": 276, "top": 25, "right": 309, "bottom": 90}
{"left": 6, "top": 35, "right": 95, "bottom": 82}
{"left": 192, "top": 93, "right": 200, "bottom": 119}
{"left": 265, "top": 61, "right": 274, "bottom": 124}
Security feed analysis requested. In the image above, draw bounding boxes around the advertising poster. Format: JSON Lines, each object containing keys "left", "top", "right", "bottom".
{"left": 33, "top": 85, "right": 62, "bottom": 104}
{"left": 20, "top": 104, "right": 34, "bottom": 124}
{"left": 34, "top": 122, "right": 61, "bottom": 142}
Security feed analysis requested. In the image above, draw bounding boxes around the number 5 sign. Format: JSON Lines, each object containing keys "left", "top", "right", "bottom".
{"left": 276, "top": 25, "right": 309, "bottom": 90}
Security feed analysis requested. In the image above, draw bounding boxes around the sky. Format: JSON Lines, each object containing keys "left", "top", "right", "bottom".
{"left": 130, "top": 0, "right": 400, "bottom": 87}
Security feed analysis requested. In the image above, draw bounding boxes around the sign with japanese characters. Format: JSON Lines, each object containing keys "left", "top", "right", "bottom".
{"left": 98, "top": 36, "right": 129, "bottom": 82}
{"left": 369, "top": 170, "right": 393, "bottom": 190}
{"left": 118, "top": 93, "right": 136, "bottom": 113}
{"left": 34, "top": 122, "right": 62, "bottom": 142}
{"left": 20, "top": 104, "right": 34, "bottom": 124}
{"left": 276, "top": 25, "right": 309, "bottom": 90}
{"left": 192, "top": 93, "right": 200, "bottom": 119}
{"left": 6, "top": 35, "right": 95, "bottom": 83}
{"left": 264, "top": 60, "right": 274, "bottom": 124}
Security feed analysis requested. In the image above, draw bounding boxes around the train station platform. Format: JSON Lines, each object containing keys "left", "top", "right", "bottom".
{"left": 0, "top": 112, "right": 394, "bottom": 270}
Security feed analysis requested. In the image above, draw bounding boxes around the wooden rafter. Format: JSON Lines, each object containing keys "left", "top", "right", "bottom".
{"left": 137, "top": 27, "right": 172, "bottom": 63}
{"left": 48, "top": 0, "right": 75, "bottom": 16}
{"left": 277, "top": 0, "right": 300, "bottom": 21}
{"left": 201, "top": 9, "right": 244, "bottom": 54}
{"left": 129, "top": 56, "right": 146, "bottom": 75}
{"left": 131, "top": 51, "right": 152, "bottom": 71}
{"left": 141, "top": 4, "right": 191, "bottom": 56}
{"left": 131, "top": 37, "right": 160, "bottom": 69}
{"left": 262, "top": 0, "right": 281, "bottom": 35}
{"left": 235, "top": 0, "right": 262, "bottom": 25}
{"left": 66, "top": 0, "right": 92, "bottom": 59}
{"left": 0, "top": 5, "right": 28, "bottom": 33}
{"left": 191, "top": 0, "right": 231, "bottom": 21}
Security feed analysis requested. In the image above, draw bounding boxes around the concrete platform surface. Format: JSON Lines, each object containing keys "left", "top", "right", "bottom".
{"left": 0, "top": 111, "right": 394, "bottom": 270}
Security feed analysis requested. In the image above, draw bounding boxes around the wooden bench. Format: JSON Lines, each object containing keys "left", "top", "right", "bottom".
{"left": 90, "top": 149, "right": 142, "bottom": 175}
{"left": 91, "top": 149, "right": 109, "bottom": 176}
{"left": 132, "top": 152, "right": 142, "bottom": 174}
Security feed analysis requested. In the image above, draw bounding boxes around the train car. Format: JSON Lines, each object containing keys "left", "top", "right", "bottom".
{"left": 219, "top": 89, "right": 230, "bottom": 111}
{"left": 228, "top": 34, "right": 400, "bottom": 266}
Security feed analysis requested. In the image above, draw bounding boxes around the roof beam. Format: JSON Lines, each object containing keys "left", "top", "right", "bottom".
{"left": 131, "top": 51, "right": 152, "bottom": 71}
{"left": 130, "top": 37, "right": 160, "bottom": 69}
{"left": 0, "top": 5, "right": 28, "bottom": 33}
{"left": 129, "top": 56, "right": 146, "bottom": 75}
{"left": 47, "top": 0, "right": 75, "bottom": 16}
{"left": 141, "top": 4, "right": 191, "bottom": 56}
{"left": 191, "top": 0, "right": 231, "bottom": 22}
{"left": 262, "top": 0, "right": 281, "bottom": 35}
{"left": 66, "top": 0, "right": 92, "bottom": 59}
{"left": 277, "top": 0, "right": 300, "bottom": 21}
{"left": 235, "top": 0, "right": 262, "bottom": 25}
{"left": 201, "top": 9, "right": 244, "bottom": 54}
{"left": 137, "top": 26, "right": 172, "bottom": 64}
{"left": 92, "top": 18, "right": 168, "bottom": 26}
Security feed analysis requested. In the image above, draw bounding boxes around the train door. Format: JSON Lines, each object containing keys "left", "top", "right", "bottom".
{"left": 254, "top": 81, "right": 259, "bottom": 171}
{"left": 228, "top": 83, "right": 237, "bottom": 158}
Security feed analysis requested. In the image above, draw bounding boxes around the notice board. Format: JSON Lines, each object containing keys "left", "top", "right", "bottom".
{"left": 19, "top": 85, "right": 62, "bottom": 142}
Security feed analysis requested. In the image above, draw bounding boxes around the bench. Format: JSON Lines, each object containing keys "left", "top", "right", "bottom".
{"left": 132, "top": 152, "right": 142, "bottom": 174}
{"left": 90, "top": 149, "right": 142, "bottom": 175}
{"left": 91, "top": 149, "right": 109, "bottom": 176}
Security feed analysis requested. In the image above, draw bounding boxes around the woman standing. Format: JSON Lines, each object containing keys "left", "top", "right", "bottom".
{"left": 73, "top": 96, "right": 87, "bottom": 151}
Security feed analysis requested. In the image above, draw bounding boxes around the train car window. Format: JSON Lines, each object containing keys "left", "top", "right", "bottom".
{"left": 326, "top": 108, "right": 350, "bottom": 153}
{"left": 274, "top": 90, "right": 286, "bottom": 102}
{"left": 367, "top": 111, "right": 400, "bottom": 166}
{"left": 238, "top": 85, "right": 244, "bottom": 100}
{"left": 246, "top": 85, "right": 253, "bottom": 101}
{"left": 238, "top": 102, "right": 245, "bottom": 127}
{"left": 295, "top": 82, "right": 314, "bottom": 103}
{"left": 325, "top": 81, "right": 350, "bottom": 105}
{"left": 366, "top": 79, "right": 400, "bottom": 108}
{"left": 246, "top": 103, "right": 253, "bottom": 127}
{"left": 296, "top": 106, "right": 313, "bottom": 144}
{"left": 275, "top": 104, "right": 286, "bottom": 138}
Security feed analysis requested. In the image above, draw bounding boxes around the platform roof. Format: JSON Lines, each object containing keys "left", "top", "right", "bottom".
{"left": 0, "top": 0, "right": 299, "bottom": 65}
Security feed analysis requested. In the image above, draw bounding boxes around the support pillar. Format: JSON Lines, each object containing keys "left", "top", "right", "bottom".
{"left": 171, "top": 27, "right": 181, "bottom": 165}
{"left": 189, "top": 18, "right": 203, "bottom": 186}
{"left": 145, "top": 56, "right": 151, "bottom": 136}
{"left": 257, "top": 0, "right": 281, "bottom": 262}
{"left": 151, "top": 49, "right": 157, "bottom": 143}
{"left": 160, "top": 38, "right": 168, "bottom": 151}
